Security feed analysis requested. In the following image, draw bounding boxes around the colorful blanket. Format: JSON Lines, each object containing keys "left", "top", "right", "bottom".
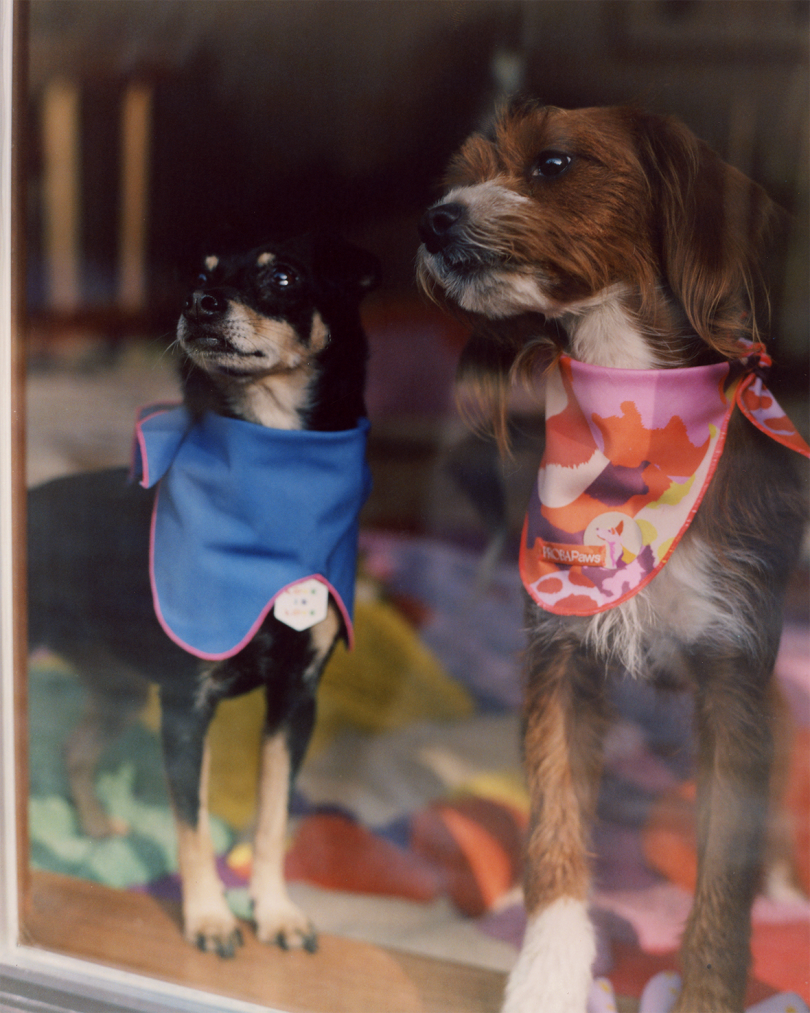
{"left": 29, "top": 532, "right": 810, "bottom": 1007}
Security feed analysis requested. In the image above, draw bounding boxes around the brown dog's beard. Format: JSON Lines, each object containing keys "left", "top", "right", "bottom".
{"left": 418, "top": 103, "right": 776, "bottom": 372}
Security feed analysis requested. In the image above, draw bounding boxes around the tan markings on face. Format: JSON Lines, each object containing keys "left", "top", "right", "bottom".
{"left": 204, "top": 255, "right": 219, "bottom": 272}
{"left": 308, "top": 312, "right": 330, "bottom": 353}
{"left": 256, "top": 251, "right": 275, "bottom": 267}
{"left": 188, "top": 303, "right": 307, "bottom": 371}
{"left": 179, "top": 301, "right": 323, "bottom": 429}
{"left": 242, "top": 308, "right": 308, "bottom": 366}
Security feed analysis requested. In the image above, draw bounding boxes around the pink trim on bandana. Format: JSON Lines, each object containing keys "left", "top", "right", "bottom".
{"left": 146, "top": 483, "right": 356, "bottom": 660}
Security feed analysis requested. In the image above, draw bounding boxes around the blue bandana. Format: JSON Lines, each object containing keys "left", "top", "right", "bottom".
{"left": 131, "top": 405, "right": 371, "bottom": 660}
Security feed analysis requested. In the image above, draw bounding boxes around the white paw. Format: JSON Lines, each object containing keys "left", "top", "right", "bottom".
{"left": 253, "top": 895, "right": 317, "bottom": 953}
{"left": 183, "top": 895, "right": 243, "bottom": 958}
{"left": 501, "top": 897, "right": 595, "bottom": 1013}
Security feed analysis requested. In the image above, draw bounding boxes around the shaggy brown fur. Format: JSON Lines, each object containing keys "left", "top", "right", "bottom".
{"left": 418, "top": 102, "right": 806, "bottom": 1013}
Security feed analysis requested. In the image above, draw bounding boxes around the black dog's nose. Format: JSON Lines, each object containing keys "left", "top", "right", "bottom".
{"left": 418, "top": 202, "right": 466, "bottom": 253}
{"left": 183, "top": 289, "right": 227, "bottom": 322}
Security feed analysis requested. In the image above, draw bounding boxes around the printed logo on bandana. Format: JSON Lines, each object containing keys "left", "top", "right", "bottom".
{"left": 274, "top": 579, "right": 330, "bottom": 631}
{"left": 536, "top": 515, "right": 643, "bottom": 571}
{"left": 539, "top": 542, "right": 607, "bottom": 567}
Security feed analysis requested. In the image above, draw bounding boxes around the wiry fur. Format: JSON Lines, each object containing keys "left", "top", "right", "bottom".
{"left": 28, "top": 233, "right": 379, "bottom": 957}
{"left": 418, "top": 103, "right": 807, "bottom": 1013}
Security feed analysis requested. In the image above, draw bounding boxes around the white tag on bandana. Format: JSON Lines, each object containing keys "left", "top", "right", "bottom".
{"left": 273, "top": 579, "right": 330, "bottom": 631}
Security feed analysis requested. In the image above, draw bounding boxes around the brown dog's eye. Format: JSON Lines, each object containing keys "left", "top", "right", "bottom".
{"left": 532, "top": 151, "right": 573, "bottom": 179}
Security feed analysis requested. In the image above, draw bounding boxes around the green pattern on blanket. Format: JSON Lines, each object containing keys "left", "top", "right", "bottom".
{"left": 29, "top": 656, "right": 232, "bottom": 888}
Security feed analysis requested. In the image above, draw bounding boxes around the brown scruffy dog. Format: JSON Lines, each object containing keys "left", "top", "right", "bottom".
{"left": 418, "top": 102, "right": 808, "bottom": 1013}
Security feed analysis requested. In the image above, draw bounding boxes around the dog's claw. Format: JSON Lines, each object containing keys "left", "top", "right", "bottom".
{"left": 193, "top": 926, "right": 243, "bottom": 959}
{"left": 272, "top": 926, "right": 318, "bottom": 953}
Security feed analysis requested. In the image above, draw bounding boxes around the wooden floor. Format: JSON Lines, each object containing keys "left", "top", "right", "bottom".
{"left": 23, "top": 872, "right": 642, "bottom": 1012}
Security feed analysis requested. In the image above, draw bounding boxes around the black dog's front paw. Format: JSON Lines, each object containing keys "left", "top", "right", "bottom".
{"left": 195, "top": 925, "right": 244, "bottom": 959}
{"left": 184, "top": 899, "right": 244, "bottom": 958}
{"left": 254, "top": 895, "right": 318, "bottom": 953}
{"left": 274, "top": 925, "right": 318, "bottom": 954}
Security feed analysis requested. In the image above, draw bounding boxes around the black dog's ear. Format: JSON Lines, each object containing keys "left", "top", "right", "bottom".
{"left": 313, "top": 234, "right": 382, "bottom": 297}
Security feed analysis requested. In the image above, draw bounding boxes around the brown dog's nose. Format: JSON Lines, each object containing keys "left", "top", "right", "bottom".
{"left": 183, "top": 289, "right": 227, "bottom": 322}
{"left": 418, "top": 202, "right": 466, "bottom": 253}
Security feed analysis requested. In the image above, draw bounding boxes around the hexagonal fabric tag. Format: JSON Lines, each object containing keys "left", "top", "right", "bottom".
{"left": 273, "top": 579, "right": 329, "bottom": 631}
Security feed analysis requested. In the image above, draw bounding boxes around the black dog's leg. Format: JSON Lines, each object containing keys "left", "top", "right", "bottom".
{"left": 249, "top": 714, "right": 317, "bottom": 952}
{"left": 63, "top": 644, "right": 150, "bottom": 838}
{"left": 249, "top": 609, "right": 339, "bottom": 951}
{"left": 160, "top": 686, "right": 242, "bottom": 957}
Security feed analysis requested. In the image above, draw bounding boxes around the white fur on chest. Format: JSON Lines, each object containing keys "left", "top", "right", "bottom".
{"left": 566, "top": 292, "right": 663, "bottom": 370}
{"left": 552, "top": 533, "right": 755, "bottom": 679}
{"left": 238, "top": 371, "right": 314, "bottom": 430}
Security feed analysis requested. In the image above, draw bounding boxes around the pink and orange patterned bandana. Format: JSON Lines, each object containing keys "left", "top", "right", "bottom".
{"left": 520, "top": 345, "right": 809, "bottom": 616}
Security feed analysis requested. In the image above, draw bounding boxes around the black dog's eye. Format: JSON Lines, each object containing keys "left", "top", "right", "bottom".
{"left": 195, "top": 273, "right": 208, "bottom": 287}
{"left": 532, "top": 151, "right": 573, "bottom": 179}
{"left": 269, "top": 265, "right": 299, "bottom": 289}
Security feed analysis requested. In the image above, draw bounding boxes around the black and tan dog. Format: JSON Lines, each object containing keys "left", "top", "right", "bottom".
{"left": 28, "top": 233, "right": 379, "bottom": 956}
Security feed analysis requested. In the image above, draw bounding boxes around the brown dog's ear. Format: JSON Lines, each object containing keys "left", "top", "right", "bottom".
{"left": 634, "top": 111, "right": 778, "bottom": 357}
{"left": 457, "top": 315, "right": 559, "bottom": 453}
{"left": 457, "top": 326, "right": 517, "bottom": 451}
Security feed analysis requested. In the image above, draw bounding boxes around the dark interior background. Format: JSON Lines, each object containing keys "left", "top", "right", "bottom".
{"left": 25, "top": 0, "right": 809, "bottom": 378}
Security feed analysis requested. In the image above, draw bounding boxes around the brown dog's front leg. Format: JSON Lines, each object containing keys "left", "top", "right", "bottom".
{"left": 675, "top": 657, "right": 774, "bottom": 1013}
{"left": 502, "top": 639, "right": 608, "bottom": 1013}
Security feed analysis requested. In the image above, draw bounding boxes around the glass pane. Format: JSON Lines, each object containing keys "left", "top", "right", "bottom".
{"left": 18, "top": 4, "right": 809, "bottom": 1013}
